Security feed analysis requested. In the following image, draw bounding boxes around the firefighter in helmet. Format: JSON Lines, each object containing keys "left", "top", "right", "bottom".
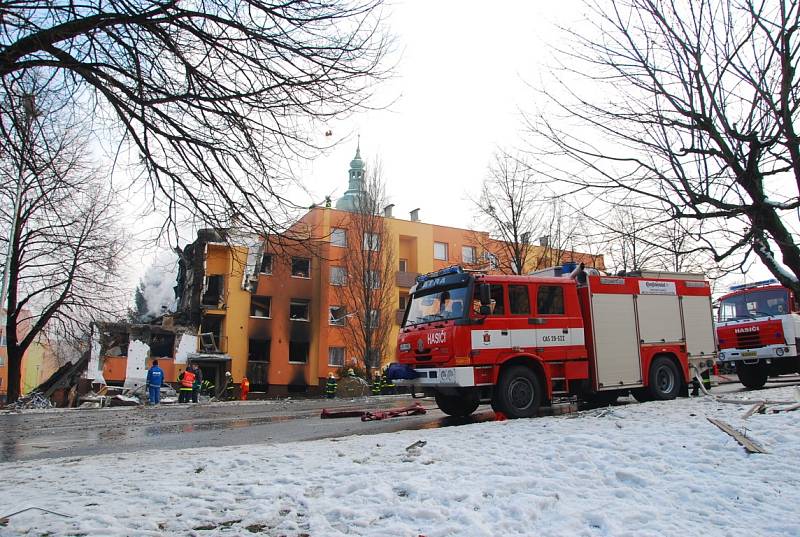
{"left": 325, "top": 373, "right": 337, "bottom": 398}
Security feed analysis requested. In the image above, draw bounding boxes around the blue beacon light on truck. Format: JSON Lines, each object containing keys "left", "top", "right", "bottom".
{"left": 415, "top": 265, "right": 463, "bottom": 284}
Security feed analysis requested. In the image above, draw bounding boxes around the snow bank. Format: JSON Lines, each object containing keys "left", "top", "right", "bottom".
{"left": 2, "top": 387, "right": 799, "bottom": 536}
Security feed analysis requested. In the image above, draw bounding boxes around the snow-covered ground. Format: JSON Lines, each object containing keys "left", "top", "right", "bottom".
{"left": 2, "top": 387, "right": 799, "bottom": 537}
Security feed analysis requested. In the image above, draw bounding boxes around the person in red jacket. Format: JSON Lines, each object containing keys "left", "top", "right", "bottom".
{"left": 240, "top": 377, "right": 250, "bottom": 400}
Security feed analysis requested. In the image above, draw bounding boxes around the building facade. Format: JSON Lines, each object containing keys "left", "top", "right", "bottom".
{"left": 91, "top": 147, "right": 603, "bottom": 396}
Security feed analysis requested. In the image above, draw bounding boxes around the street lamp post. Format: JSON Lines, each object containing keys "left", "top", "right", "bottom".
{"left": 0, "top": 93, "right": 38, "bottom": 316}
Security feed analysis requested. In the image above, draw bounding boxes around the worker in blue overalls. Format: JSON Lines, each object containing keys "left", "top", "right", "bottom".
{"left": 146, "top": 360, "right": 165, "bottom": 405}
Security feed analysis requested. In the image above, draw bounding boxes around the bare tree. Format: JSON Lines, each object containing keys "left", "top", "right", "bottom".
{"left": 0, "top": 83, "right": 127, "bottom": 402}
{"left": 528, "top": 0, "right": 800, "bottom": 292}
{"left": 0, "top": 0, "right": 391, "bottom": 241}
{"left": 334, "top": 161, "right": 394, "bottom": 380}
{"left": 471, "top": 152, "right": 575, "bottom": 274}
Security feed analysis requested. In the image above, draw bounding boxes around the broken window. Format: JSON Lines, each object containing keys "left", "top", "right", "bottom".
{"left": 201, "top": 275, "right": 224, "bottom": 306}
{"left": 289, "top": 299, "right": 310, "bottom": 321}
{"left": 329, "top": 305, "right": 347, "bottom": 326}
{"left": 328, "top": 347, "right": 345, "bottom": 366}
{"left": 248, "top": 338, "right": 271, "bottom": 362}
{"left": 149, "top": 334, "right": 176, "bottom": 357}
{"left": 200, "top": 315, "right": 223, "bottom": 352}
{"left": 199, "top": 332, "right": 218, "bottom": 352}
{"left": 259, "top": 253, "right": 273, "bottom": 274}
{"left": 250, "top": 296, "right": 272, "bottom": 318}
{"left": 291, "top": 257, "right": 311, "bottom": 278}
{"left": 289, "top": 341, "right": 309, "bottom": 363}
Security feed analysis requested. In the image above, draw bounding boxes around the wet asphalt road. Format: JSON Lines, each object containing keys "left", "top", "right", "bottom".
{"left": 1, "top": 375, "right": 797, "bottom": 464}
{"left": 0, "top": 395, "right": 496, "bottom": 463}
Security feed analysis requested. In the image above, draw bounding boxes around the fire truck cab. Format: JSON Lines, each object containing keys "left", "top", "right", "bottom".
{"left": 391, "top": 265, "right": 716, "bottom": 418}
{"left": 716, "top": 280, "right": 800, "bottom": 388}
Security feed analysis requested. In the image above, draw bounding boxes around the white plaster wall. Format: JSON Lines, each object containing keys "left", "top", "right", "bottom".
{"left": 174, "top": 333, "right": 197, "bottom": 365}
{"left": 123, "top": 339, "right": 150, "bottom": 389}
{"left": 85, "top": 329, "right": 104, "bottom": 383}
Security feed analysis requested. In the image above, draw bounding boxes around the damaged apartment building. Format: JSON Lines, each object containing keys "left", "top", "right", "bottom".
{"left": 85, "top": 146, "right": 604, "bottom": 396}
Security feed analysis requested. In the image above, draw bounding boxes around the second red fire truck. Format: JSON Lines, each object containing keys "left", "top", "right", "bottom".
{"left": 715, "top": 280, "right": 800, "bottom": 389}
{"left": 390, "top": 265, "right": 716, "bottom": 418}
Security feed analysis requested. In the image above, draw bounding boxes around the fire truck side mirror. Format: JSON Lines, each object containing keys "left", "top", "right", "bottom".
{"left": 479, "top": 283, "right": 491, "bottom": 315}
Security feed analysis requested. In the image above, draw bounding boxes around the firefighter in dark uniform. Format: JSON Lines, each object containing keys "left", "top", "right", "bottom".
{"left": 371, "top": 374, "right": 382, "bottom": 396}
{"left": 381, "top": 372, "right": 395, "bottom": 395}
{"left": 325, "top": 373, "right": 337, "bottom": 398}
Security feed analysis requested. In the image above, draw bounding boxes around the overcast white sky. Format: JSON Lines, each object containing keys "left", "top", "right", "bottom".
{"left": 297, "top": 1, "right": 582, "bottom": 229}
{"left": 129, "top": 0, "right": 778, "bottom": 295}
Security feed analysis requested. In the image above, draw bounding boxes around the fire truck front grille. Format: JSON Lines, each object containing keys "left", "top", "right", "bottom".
{"left": 736, "top": 332, "right": 762, "bottom": 349}
{"left": 415, "top": 355, "right": 432, "bottom": 362}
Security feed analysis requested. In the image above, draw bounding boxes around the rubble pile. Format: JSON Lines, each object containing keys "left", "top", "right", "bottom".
{"left": 6, "top": 391, "right": 53, "bottom": 410}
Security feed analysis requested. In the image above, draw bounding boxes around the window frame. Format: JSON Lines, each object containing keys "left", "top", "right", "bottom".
{"left": 328, "top": 346, "right": 345, "bottom": 367}
{"left": 365, "top": 270, "right": 380, "bottom": 290}
{"left": 289, "top": 299, "right": 310, "bottom": 321}
{"left": 363, "top": 232, "right": 380, "bottom": 251}
{"left": 509, "top": 285, "right": 531, "bottom": 315}
{"left": 247, "top": 338, "right": 271, "bottom": 363}
{"left": 329, "top": 305, "right": 347, "bottom": 326}
{"left": 399, "top": 258, "right": 408, "bottom": 272}
{"left": 330, "top": 266, "right": 347, "bottom": 286}
{"left": 291, "top": 257, "right": 311, "bottom": 279}
{"left": 259, "top": 253, "right": 273, "bottom": 275}
{"left": 249, "top": 295, "right": 272, "bottom": 319}
{"left": 289, "top": 341, "right": 309, "bottom": 364}
{"left": 331, "top": 228, "right": 347, "bottom": 248}
{"left": 537, "top": 285, "right": 565, "bottom": 315}
{"left": 433, "top": 242, "right": 448, "bottom": 261}
{"left": 461, "top": 245, "right": 476, "bottom": 264}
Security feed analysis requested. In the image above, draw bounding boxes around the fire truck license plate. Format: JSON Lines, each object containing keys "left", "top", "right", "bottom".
{"left": 741, "top": 351, "right": 757, "bottom": 357}
{"left": 438, "top": 368, "right": 456, "bottom": 384}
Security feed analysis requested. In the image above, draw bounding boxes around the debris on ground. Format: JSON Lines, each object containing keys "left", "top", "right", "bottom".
{"left": 405, "top": 440, "right": 427, "bottom": 451}
{"left": 362, "top": 402, "right": 427, "bottom": 421}
{"left": 0, "top": 507, "right": 72, "bottom": 526}
{"left": 320, "top": 402, "right": 427, "bottom": 421}
{"left": 707, "top": 417, "right": 768, "bottom": 454}
{"left": 5, "top": 392, "right": 53, "bottom": 410}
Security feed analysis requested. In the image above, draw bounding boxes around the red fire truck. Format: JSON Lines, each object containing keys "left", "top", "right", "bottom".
{"left": 715, "top": 280, "right": 800, "bottom": 389}
{"left": 390, "top": 265, "right": 716, "bottom": 418}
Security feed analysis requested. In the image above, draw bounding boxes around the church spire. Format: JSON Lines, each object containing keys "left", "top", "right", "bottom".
{"left": 335, "top": 140, "right": 366, "bottom": 211}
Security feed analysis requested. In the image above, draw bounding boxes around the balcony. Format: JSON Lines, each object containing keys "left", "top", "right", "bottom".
{"left": 395, "top": 271, "right": 419, "bottom": 288}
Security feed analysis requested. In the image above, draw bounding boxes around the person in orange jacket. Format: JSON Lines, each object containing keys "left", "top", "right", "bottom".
{"left": 240, "top": 376, "right": 250, "bottom": 400}
{"left": 178, "top": 367, "right": 195, "bottom": 404}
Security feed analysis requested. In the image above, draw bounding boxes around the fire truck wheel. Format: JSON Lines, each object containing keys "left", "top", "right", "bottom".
{"left": 494, "top": 365, "right": 542, "bottom": 419}
{"left": 736, "top": 362, "right": 768, "bottom": 389}
{"left": 647, "top": 356, "right": 681, "bottom": 400}
{"left": 434, "top": 390, "right": 480, "bottom": 417}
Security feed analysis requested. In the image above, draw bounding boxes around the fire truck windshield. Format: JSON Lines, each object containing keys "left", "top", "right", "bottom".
{"left": 404, "top": 285, "right": 470, "bottom": 327}
{"left": 718, "top": 288, "right": 789, "bottom": 321}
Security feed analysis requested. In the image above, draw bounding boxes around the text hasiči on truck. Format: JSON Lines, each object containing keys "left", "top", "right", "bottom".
{"left": 715, "top": 279, "right": 800, "bottom": 389}
{"left": 388, "top": 264, "right": 717, "bottom": 418}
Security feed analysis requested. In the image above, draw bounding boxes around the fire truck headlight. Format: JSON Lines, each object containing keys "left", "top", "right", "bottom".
{"left": 706, "top": 360, "right": 714, "bottom": 368}
{"left": 399, "top": 343, "right": 411, "bottom": 352}
{"left": 776, "top": 347, "right": 785, "bottom": 357}
{"left": 718, "top": 352, "right": 726, "bottom": 360}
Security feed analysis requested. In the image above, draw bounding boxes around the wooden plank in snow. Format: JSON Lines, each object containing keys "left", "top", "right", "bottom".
{"left": 707, "top": 418, "right": 768, "bottom": 454}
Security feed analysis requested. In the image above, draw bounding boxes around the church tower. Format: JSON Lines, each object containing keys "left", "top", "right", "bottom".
{"left": 335, "top": 141, "right": 366, "bottom": 211}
